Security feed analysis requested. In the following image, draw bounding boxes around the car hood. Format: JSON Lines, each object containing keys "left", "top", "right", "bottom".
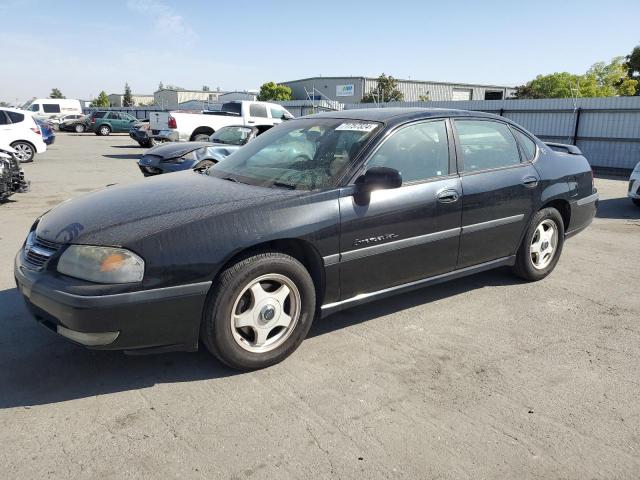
{"left": 145, "top": 141, "right": 213, "bottom": 159}
{"left": 36, "top": 170, "right": 299, "bottom": 246}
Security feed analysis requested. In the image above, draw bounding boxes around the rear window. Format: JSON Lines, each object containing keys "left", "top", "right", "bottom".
{"left": 0, "top": 111, "right": 7, "bottom": 125}
{"left": 220, "top": 102, "right": 242, "bottom": 115}
{"left": 7, "top": 111, "right": 24, "bottom": 123}
{"left": 43, "top": 104, "right": 61, "bottom": 113}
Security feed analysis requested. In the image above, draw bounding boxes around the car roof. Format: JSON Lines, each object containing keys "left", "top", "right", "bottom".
{"left": 0, "top": 106, "right": 34, "bottom": 115}
{"left": 306, "top": 107, "right": 504, "bottom": 124}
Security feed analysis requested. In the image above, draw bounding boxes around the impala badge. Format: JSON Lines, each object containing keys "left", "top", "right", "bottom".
{"left": 353, "top": 233, "right": 398, "bottom": 247}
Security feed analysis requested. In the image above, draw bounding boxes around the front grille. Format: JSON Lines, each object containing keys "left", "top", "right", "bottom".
{"left": 23, "top": 236, "right": 62, "bottom": 269}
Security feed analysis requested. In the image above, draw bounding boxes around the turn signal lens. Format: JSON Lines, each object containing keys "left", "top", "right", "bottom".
{"left": 58, "top": 245, "right": 144, "bottom": 283}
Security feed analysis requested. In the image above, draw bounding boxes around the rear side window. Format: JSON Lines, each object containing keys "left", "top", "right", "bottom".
{"left": 366, "top": 120, "right": 450, "bottom": 183}
{"left": 512, "top": 129, "right": 537, "bottom": 161}
{"left": 43, "top": 104, "right": 61, "bottom": 113}
{"left": 455, "top": 120, "right": 521, "bottom": 172}
{"left": 7, "top": 111, "right": 24, "bottom": 123}
{"left": 106, "top": 112, "right": 120, "bottom": 119}
{"left": 249, "top": 104, "right": 268, "bottom": 118}
{"left": 0, "top": 111, "right": 7, "bottom": 125}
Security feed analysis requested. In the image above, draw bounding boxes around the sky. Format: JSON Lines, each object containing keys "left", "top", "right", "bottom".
{"left": 1, "top": 0, "right": 639, "bottom": 103}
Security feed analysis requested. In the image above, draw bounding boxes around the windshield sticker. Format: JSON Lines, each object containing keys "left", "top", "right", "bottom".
{"left": 335, "top": 122, "right": 378, "bottom": 132}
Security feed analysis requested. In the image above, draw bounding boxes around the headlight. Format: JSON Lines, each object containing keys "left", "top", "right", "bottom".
{"left": 57, "top": 245, "right": 144, "bottom": 283}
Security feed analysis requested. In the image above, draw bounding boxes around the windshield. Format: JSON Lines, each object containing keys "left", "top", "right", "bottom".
{"left": 207, "top": 118, "right": 382, "bottom": 190}
{"left": 210, "top": 126, "right": 253, "bottom": 145}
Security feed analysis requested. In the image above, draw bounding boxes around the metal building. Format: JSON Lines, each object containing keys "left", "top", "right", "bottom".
{"left": 153, "top": 88, "right": 225, "bottom": 109}
{"left": 108, "top": 93, "right": 154, "bottom": 107}
{"left": 281, "top": 76, "right": 516, "bottom": 103}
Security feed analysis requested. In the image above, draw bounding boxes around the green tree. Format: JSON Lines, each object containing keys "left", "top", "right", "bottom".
{"left": 202, "top": 85, "right": 210, "bottom": 91}
{"left": 123, "top": 82, "right": 133, "bottom": 107}
{"left": 90, "top": 91, "right": 110, "bottom": 107}
{"left": 361, "top": 74, "right": 404, "bottom": 103}
{"left": 0, "top": 101, "right": 10, "bottom": 107}
{"left": 50, "top": 88, "right": 65, "bottom": 99}
{"left": 257, "top": 82, "right": 292, "bottom": 101}
{"left": 626, "top": 45, "right": 640, "bottom": 94}
{"left": 158, "top": 81, "right": 164, "bottom": 90}
{"left": 585, "top": 56, "right": 637, "bottom": 96}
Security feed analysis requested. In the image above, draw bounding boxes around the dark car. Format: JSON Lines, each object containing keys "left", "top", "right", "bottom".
{"left": 59, "top": 115, "right": 88, "bottom": 133}
{"left": 35, "top": 119, "right": 56, "bottom": 145}
{"left": 14, "top": 108, "right": 598, "bottom": 370}
{"left": 86, "top": 111, "right": 138, "bottom": 136}
{"left": 128, "top": 119, "right": 163, "bottom": 148}
{"left": 137, "top": 125, "right": 272, "bottom": 176}
{"left": 0, "top": 145, "right": 29, "bottom": 201}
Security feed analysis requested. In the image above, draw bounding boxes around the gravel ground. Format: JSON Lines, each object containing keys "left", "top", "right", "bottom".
{"left": 1, "top": 133, "right": 639, "bottom": 479}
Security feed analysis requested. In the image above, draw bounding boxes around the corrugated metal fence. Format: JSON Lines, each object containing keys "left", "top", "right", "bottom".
{"left": 345, "top": 97, "right": 640, "bottom": 172}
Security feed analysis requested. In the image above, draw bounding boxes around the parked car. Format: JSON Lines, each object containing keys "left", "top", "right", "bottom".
{"left": 129, "top": 119, "right": 164, "bottom": 148}
{"left": 137, "top": 125, "right": 272, "bottom": 176}
{"left": 0, "top": 144, "right": 29, "bottom": 201}
{"left": 23, "top": 98, "right": 83, "bottom": 120}
{"left": 14, "top": 108, "right": 598, "bottom": 370}
{"left": 0, "top": 107, "right": 47, "bottom": 162}
{"left": 150, "top": 101, "right": 293, "bottom": 142}
{"left": 86, "top": 111, "right": 138, "bottom": 136}
{"left": 53, "top": 114, "right": 85, "bottom": 130}
{"left": 59, "top": 115, "right": 89, "bottom": 133}
{"left": 35, "top": 119, "right": 56, "bottom": 145}
{"left": 629, "top": 161, "right": 640, "bottom": 206}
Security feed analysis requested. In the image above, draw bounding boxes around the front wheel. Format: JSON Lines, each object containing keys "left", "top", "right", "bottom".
{"left": 11, "top": 141, "right": 35, "bottom": 163}
{"left": 201, "top": 252, "right": 316, "bottom": 370}
{"left": 97, "top": 125, "right": 111, "bottom": 136}
{"left": 513, "top": 207, "right": 564, "bottom": 281}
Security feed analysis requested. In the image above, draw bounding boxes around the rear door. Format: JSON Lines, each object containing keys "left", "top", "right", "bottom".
{"left": 453, "top": 119, "right": 539, "bottom": 268}
{"left": 246, "top": 103, "right": 270, "bottom": 126}
{"left": 338, "top": 119, "right": 462, "bottom": 299}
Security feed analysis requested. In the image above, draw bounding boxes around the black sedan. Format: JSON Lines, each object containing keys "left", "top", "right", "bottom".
{"left": 137, "top": 125, "right": 271, "bottom": 176}
{"left": 14, "top": 108, "right": 598, "bottom": 370}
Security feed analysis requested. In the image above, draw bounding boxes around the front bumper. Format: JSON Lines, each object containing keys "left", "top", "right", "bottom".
{"left": 14, "top": 250, "right": 210, "bottom": 352}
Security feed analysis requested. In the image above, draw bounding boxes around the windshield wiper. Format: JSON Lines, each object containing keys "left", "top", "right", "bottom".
{"left": 221, "top": 176, "right": 239, "bottom": 183}
{"left": 272, "top": 181, "right": 296, "bottom": 190}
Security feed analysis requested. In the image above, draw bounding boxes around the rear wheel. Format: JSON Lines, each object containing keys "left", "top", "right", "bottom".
{"left": 10, "top": 141, "right": 35, "bottom": 163}
{"left": 201, "top": 252, "right": 316, "bottom": 370}
{"left": 513, "top": 207, "right": 564, "bottom": 281}
{"left": 97, "top": 125, "right": 111, "bottom": 136}
{"left": 74, "top": 124, "right": 85, "bottom": 133}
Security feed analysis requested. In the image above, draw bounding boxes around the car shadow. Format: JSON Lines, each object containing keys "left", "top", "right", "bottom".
{"left": 595, "top": 197, "right": 640, "bottom": 220}
{"left": 102, "top": 154, "right": 142, "bottom": 160}
{"left": 0, "top": 268, "right": 521, "bottom": 408}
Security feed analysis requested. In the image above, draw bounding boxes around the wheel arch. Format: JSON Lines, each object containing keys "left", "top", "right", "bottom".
{"left": 214, "top": 238, "right": 326, "bottom": 309}
{"left": 10, "top": 139, "right": 36, "bottom": 150}
{"left": 190, "top": 126, "right": 214, "bottom": 141}
{"left": 540, "top": 198, "right": 571, "bottom": 232}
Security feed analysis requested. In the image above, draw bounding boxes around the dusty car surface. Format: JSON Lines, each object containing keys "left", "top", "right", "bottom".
{"left": 14, "top": 108, "right": 598, "bottom": 370}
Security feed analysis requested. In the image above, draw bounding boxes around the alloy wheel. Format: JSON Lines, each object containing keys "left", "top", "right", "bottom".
{"left": 530, "top": 219, "right": 557, "bottom": 270}
{"left": 13, "top": 143, "right": 33, "bottom": 162}
{"left": 229, "top": 273, "right": 301, "bottom": 353}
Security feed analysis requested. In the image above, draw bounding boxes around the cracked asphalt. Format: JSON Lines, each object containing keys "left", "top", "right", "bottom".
{"left": 1, "top": 133, "right": 639, "bottom": 479}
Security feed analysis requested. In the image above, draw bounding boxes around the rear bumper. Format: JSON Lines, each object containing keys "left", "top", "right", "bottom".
{"left": 14, "top": 251, "right": 210, "bottom": 352}
{"left": 566, "top": 191, "right": 598, "bottom": 239}
{"left": 151, "top": 130, "right": 180, "bottom": 142}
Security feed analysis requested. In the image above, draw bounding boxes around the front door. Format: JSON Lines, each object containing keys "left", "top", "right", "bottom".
{"left": 338, "top": 119, "right": 462, "bottom": 300}
{"left": 452, "top": 119, "right": 539, "bottom": 268}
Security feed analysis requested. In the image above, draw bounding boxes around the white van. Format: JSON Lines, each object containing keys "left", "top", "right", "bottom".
{"left": 23, "top": 98, "right": 83, "bottom": 119}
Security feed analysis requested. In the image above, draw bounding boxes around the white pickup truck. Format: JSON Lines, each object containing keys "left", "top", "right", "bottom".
{"left": 150, "top": 101, "right": 294, "bottom": 142}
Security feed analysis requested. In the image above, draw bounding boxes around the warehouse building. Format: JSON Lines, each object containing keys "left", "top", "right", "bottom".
{"left": 108, "top": 93, "right": 154, "bottom": 107}
{"left": 153, "top": 88, "right": 226, "bottom": 109}
{"left": 281, "top": 76, "right": 516, "bottom": 103}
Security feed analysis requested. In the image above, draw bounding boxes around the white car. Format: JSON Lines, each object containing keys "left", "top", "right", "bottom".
{"left": 629, "top": 161, "right": 640, "bottom": 207}
{"left": 0, "top": 107, "right": 47, "bottom": 162}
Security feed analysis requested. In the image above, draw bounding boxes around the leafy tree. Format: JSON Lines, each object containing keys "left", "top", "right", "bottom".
{"left": 515, "top": 57, "right": 637, "bottom": 99}
{"left": 257, "top": 82, "right": 292, "bottom": 101}
{"left": 361, "top": 74, "right": 404, "bottom": 103}
{"left": 50, "top": 88, "right": 65, "bottom": 99}
{"left": 123, "top": 82, "right": 133, "bottom": 107}
{"left": 90, "top": 91, "right": 110, "bottom": 107}
{"left": 0, "top": 101, "right": 10, "bottom": 107}
{"left": 202, "top": 85, "right": 210, "bottom": 91}
{"left": 625, "top": 45, "right": 640, "bottom": 94}
{"left": 158, "top": 81, "right": 164, "bottom": 90}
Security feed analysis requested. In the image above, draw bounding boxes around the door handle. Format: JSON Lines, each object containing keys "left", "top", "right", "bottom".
{"left": 436, "top": 189, "right": 460, "bottom": 203}
{"left": 522, "top": 176, "right": 539, "bottom": 188}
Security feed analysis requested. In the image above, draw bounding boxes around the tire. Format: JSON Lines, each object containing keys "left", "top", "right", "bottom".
{"left": 10, "top": 141, "right": 35, "bottom": 163}
{"left": 201, "top": 252, "right": 316, "bottom": 370}
{"left": 193, "top": 133, "right": 210, "bottom": 142}
{"left": 633, "top": 198, "right": 640, "bottom": 207}
{"left": 513, "top": 207, "right": 565, "bottom": 281}
{"left": 74, "top": 124, "right": 85, "bottom": 133}
{"left": 97, "top": 125, "right": 111, "bottom": 136}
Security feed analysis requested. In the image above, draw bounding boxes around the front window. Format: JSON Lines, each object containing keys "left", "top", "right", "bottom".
{"left": 210, "top": 126, "right": 253, "bottom": 146}
{"left": 208, "top": 118, "right": 382, "bottom": 190}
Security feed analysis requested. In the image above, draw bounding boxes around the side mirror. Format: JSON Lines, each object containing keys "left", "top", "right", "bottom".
{"left": 357, "top": 166, "right": 402, "bottom": 192}
{"left": 281, "top": 112, "right": 293, "bottom": 121}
